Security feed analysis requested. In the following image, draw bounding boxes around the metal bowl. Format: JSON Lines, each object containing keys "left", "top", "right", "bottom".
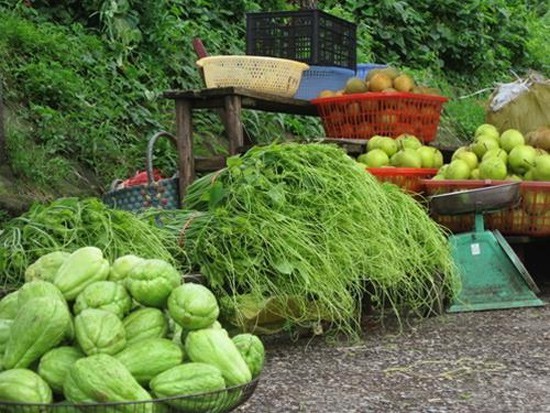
{"left": 429, "top": 182, "right": 521, "bottom": 215}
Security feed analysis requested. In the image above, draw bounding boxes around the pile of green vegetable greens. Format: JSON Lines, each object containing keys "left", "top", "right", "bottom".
{"left": 152, "top": 142, "right": 460, "bottom": 338}
{"left": 0, "top": 197, "right": 179, "bottom": 290}
{"left": 0, "top": 143, "right": 460, "bottom": 338}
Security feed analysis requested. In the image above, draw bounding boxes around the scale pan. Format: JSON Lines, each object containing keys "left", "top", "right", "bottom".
{"left": 429, "top": 182, "right": 520, "bottom": 215}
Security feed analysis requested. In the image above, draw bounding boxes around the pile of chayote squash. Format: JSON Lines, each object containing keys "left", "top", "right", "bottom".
{"left": 0, "top": 246, "right": 265, "bottom": 412}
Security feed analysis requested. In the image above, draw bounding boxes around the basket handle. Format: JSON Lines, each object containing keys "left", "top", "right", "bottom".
{"left": 109, "top": 179, "right": 124, "bottom": 191}
{"left": 146, "top": 131, "right": 178, "bottom": 185}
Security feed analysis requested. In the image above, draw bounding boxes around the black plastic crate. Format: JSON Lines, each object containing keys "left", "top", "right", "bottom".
{"left": 246, "top": 9, "right": 357, "bottom": 70}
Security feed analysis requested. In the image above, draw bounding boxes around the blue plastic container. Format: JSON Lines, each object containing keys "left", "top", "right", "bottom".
{"left": 294, "top": 66, "right": 354, "bottom": 100}
{"left": 355, "top": 63, "right": 388, "bottom": 80}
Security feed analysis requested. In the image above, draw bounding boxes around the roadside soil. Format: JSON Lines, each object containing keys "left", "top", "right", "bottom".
{"left": 237, "top": 287, "right": 550, "bottom": 412}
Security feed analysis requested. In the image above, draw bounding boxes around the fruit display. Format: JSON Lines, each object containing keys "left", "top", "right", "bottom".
{"left": 0, "top": 246, "right": 264, "bottom": 411}
{"left": 423, "top": 123, "right": 550, "bottom": 237}
{"left": 356, "top": 134, "right": 442, "bottom": 194}
{"left": 431, "top": 124, "right": 549, "bottom": 181}
{"left": 357, "top": 134, "right": 444, "bottom": 169}
{"left": 317, "top": 66, "right": 441, "bottom": 98}
{"left": 310, "top": 67, "right": 448, "bottom": 142}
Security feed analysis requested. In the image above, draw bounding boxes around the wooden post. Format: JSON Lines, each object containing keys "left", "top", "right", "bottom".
{"left": 174, "top": 99, "right": 194, "bottom": 202}
{"left": 0, "top": 83, "right": 6, "bottom": 163}
{"left": 223, "top": 95, "right": 244, "bottom": 155}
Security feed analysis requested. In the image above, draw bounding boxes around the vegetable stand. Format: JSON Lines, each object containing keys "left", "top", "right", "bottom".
{"left": 162, "top": 87, "right": 318, "bottom": 199}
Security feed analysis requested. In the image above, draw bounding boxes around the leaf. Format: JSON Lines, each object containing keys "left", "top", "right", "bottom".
{"left": 226, "top": 156, "right": 242, "bottom": 169}
{"left": 207, "top": 181, "right": 225, "bottom": 209}
{"left": 266, "top": 184, "right": 286, "bottom": 207}
{"left": 273, "top": 260, "right": 294, "bottom": 275}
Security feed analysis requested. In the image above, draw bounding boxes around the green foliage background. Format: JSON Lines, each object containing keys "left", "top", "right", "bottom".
{"left": 0, "top": 0, "right": 547, "bottom": 199}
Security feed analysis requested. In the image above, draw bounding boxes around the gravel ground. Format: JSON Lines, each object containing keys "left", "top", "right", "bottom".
{"left": 236, "top": 294, "right": 550, "bottom": 413}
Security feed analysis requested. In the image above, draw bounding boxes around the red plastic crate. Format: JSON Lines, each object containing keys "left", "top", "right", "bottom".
{"left": 311, "top": 92, "right": 448, "bottom": 142}
{"left": 421, "top": 179, "right": 550, "bottom": 237}
{"left": 367, "top": 167, "right": 438, "bottom": 194}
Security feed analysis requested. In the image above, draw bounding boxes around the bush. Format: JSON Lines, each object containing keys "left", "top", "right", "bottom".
{"left": 320, "top": 0, "right": 547, "bottom": 80}
{"left": 0, "top": 0, "right": 547, "bottom": 194}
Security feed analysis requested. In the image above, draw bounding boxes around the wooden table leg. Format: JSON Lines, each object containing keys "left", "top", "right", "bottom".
{"left": 223, "top": 95, "right": 244, "bottom": 155}
{"left": 175, "top": 99, "right": 195, "bottom": 202}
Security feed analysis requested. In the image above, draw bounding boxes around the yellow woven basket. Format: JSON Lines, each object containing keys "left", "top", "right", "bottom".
{"left": 196, "top": 55, "right": 309, "bottom": 98}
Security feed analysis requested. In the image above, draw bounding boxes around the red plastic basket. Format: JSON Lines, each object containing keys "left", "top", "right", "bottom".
{"left": 367, "top": 167, "right": 438, "bottom": 194}
{"left": 422, "top": 179, "right": 550, "bottom": 237}
{"left": 311, "top": 92, "right": 448, "bottom": 142}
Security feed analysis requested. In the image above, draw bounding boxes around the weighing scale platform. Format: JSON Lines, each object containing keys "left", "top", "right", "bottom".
{"left": 447, "top": 229, "right": 544, "bottom": 312}
{"left": 430, "top": 182, "right": 545, "bottom": 313}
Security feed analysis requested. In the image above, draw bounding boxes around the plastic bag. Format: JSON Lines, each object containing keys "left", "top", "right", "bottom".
{"left": 486, "top": 72, "right": 550, "bottom": 135}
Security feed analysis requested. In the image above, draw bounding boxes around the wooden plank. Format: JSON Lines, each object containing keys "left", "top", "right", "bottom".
{"left": 316, "top": 137, "right": 370, "bottom": 145}
{"left": 224, "top": 95, "right": 244, "bottom": 154}
{"left": 163, "top": 87, "right": 318, "bottom": 116}
{"left": 174, "top": 100, "right": 195, "bottom": 200}
{"left": 194, "top": 156, "right": 226, "bottom": 172}
{"left": 239, "top": 96, "right": 317, "bottom": 116}
{"left": 164, "top": 86, "right": 288, "bottom": 100}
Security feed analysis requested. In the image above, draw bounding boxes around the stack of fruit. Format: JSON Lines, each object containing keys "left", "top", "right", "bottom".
{"left": 424, "top": 124, "right": 550, "bottom": 236}
{"left": 356, "top": 134, "right": 443, "bottom": 194}
{"left": 357, "top": 134, "right": 444, "bottom": 169}
{"left": 317, "top": 66, "right": 441, "bottom": 97}
{"left": 433, "top": 124, "right": 549, "bottom": 181}
{"left": 311, "top": 66, "right": 448, "bottom": 142}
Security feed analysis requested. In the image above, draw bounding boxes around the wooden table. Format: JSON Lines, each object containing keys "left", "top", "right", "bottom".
{"left": 163, "top": 87, "right": 319, "bottom": 198}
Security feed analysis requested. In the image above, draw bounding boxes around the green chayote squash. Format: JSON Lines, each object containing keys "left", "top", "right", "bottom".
{"left": 211, "top": 320, "right": 223, "bottom": 329}
{"left": 171, "top": 321, "right": 183, "bottom": 345}
{"left": 24, "top": 251, "right": 71, "bottom": 283}
{"left": 126, "top": 259, "right": 181, "bottom": 308}
{"left": 109, "top": 254, "right": 143, "bottom": 283}
{"left": 17, "top": 280, "right": 74, "bottom": 341}
{"left": 167, "top": 283, "right": 219, "bottom": 330}
{"left": 73, "top": 281, "right": 132, "bottom": 319}
{"left": 64, "top": 354, "right": 152, "bottom": 413}
{"left": 18, "top": 280, "right": 68, "bottom": 308}
{"left": 0, "top": 290, "right": 19, "bottom": 320}
{"left": 122, "top": 307, "right": 168, "bottom": 345}
{"left": 38, "top": 346, "right": 85, "bottom": 394}
{"left": 0, "top": 319, "right": 13, "bottom": 353}
{"left": 0, "top": 368, "right": 53, "bottom": 403}
{"left": 53, "top": 246, "right": 110, "bottom": 301}
{"left": 185, "top": 328, "right": 252, "bottom": 387}
{"left": 4, "top": 297, "right": 72, "bottom": 369}
{"left": 74, "top": 308, "right": 126, "bottom": 356}
{"left": 231, "top": 333, "right": 265, "bottom": 378}
{"left": 115, "top": 338, "right": 183, "bottom": 386}
{"left": 179, "top": 320, "right": 222, "bottom": 349}
{"left": 150, "top": 363, "right": 226, "bottom": 412}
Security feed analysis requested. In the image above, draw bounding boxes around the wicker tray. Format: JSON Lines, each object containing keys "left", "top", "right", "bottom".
{"left": 196, "top": 55, "right": 309, "bottom": 98}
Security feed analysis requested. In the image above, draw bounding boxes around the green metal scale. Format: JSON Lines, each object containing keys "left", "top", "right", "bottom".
{"left": 429, "top": 182, "right": 545, "bottom": 312}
